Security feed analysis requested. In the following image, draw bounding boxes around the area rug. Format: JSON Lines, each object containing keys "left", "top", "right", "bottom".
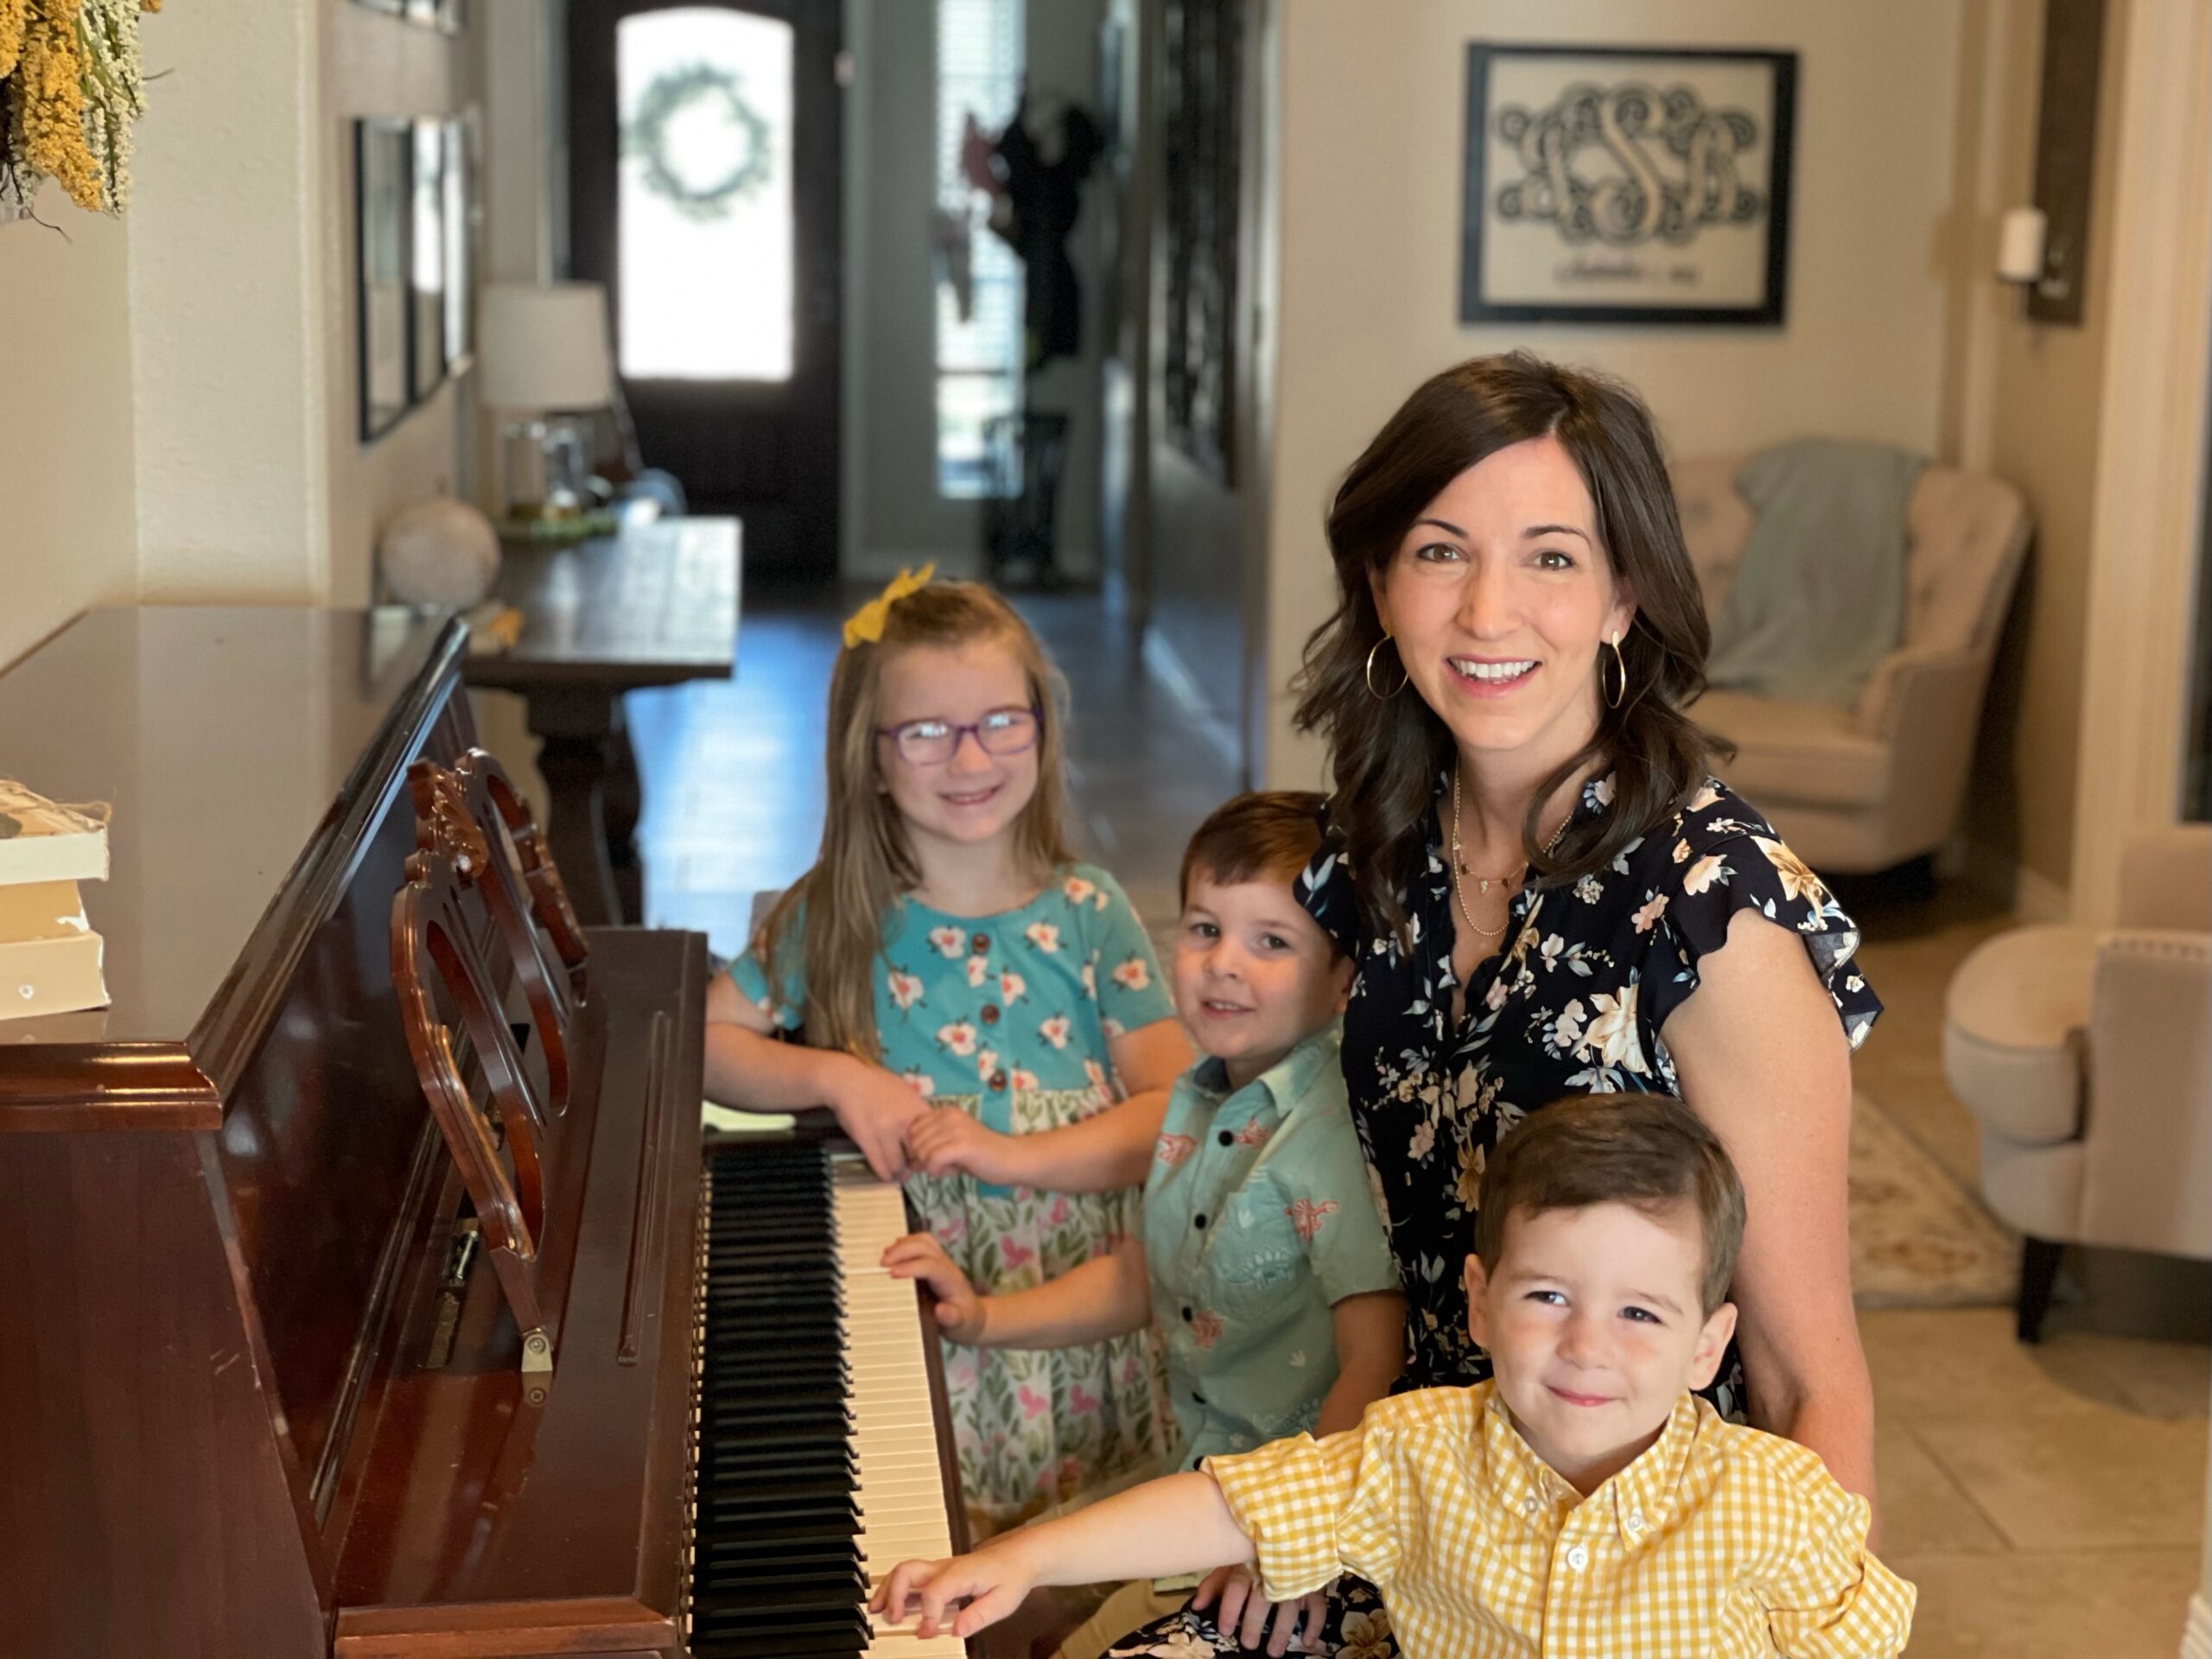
{"left": 1849, "top": 1090, "right": 2018, "bottom": 1308}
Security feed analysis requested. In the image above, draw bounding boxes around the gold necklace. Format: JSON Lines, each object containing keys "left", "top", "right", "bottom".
{"left": 1450, "top": 769, "right": 1570, "bottom": 942}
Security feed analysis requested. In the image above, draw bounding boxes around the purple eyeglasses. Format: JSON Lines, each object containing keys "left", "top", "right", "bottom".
{"left": 876, "top": 705, "right": 1042, "bottom": 766}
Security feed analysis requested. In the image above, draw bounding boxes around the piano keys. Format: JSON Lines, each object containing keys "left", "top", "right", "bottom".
{"left": 0, "top": 606, "right": 965, "bottom": 1658}
{"left": 688, "top": 1143, "right": 966, "bottom": 1659}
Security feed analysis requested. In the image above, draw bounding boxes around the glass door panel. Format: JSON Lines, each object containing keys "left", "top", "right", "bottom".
{"left": 617, "top": 7, "right": 794, "bottom": 381}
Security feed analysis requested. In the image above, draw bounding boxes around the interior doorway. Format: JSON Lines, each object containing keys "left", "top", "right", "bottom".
{"left": 569, "top": 0, "right": 843, "bottom": 583}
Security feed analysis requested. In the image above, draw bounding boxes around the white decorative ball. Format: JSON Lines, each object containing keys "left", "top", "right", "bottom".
{"left": 379, "top": 498, "right": 502, "bottom": 608}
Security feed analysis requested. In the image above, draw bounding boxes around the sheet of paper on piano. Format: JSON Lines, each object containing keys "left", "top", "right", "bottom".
{"left": 703, "top": 1101, "right": 800, "bottom": 1135}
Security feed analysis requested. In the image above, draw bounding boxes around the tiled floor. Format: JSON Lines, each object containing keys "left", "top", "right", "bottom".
{"left": 1840, "top": 882, "right": 2209, "bottom": 1656}
{"left": 631, "top": 584, "right": 2209, "bottom": 1657}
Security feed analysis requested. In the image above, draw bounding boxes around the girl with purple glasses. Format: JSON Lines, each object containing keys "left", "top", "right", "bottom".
{"left": 704, "top": 572, "right": 1192, "bottom": 1540}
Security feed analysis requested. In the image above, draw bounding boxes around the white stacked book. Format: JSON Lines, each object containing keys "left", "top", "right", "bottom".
{"left": 0, "top": 780, "right": 111, "bottom": 1020}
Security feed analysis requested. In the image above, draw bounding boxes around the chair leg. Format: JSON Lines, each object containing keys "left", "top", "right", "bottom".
{"left": 2017, "top": 1236, "right": 2063, "bottom": 1343}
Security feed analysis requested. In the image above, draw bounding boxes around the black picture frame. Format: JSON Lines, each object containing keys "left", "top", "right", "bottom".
{"left": 355, "top": 118, "right": 413, "bottom": 442}
{"left": 1460, "top": 43, "right": 1796, "bottom": 327}
{"left": 410, "top": 118, "right": 448, "bottom": 403}
{"left": 442, "top": 113, "right": 479, "bottom": 376}
{"left": 1160, "top": 0, "right": 1242, "bottom": 486}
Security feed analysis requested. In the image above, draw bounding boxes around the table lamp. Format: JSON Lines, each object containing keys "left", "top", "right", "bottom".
{"left": 480, "top": 282, "right": 616, "bottom": 522}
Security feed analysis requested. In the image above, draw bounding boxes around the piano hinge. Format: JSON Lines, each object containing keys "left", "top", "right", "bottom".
{"left": 422, "top": 1217, "right": 480, "bottom": 1372}
{"left": 520, "top": 1326, "right": 553, "bottom": 1374}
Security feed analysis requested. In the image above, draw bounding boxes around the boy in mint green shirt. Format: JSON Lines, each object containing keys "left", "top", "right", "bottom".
{"left": 884, "top": 791, "right": 1405, "bottom": 1653}
{"left": 1146, "top": 1021, "right": 1391, "bottom": 1467}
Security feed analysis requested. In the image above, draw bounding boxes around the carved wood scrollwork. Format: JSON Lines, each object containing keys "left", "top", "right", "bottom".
{"left": 391, "top": 847, "right": 552, "bottom": 1365}
{"left": 466, "top": 748, "right": 592, "bottom": 986}
{"left": 391, "top": 750, "right": 594, "bottom": 1377}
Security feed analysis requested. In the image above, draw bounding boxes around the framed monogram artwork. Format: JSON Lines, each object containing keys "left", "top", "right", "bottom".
{"left": 1460, "top": 43, "right": 1796, "bottom": 326}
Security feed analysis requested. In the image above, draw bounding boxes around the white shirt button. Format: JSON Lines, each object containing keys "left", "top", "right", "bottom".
{"left": 1566, "top": 1544, "right": 1590, "bottom": 1572}
{"left": 1522, "top": 1497, "right": 1538, "bottom": 1515}
{"left": 1626, "top": 1510, "right": 1646, "bottom": 1534}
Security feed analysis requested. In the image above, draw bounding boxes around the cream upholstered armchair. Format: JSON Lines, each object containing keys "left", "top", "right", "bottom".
{"left": 1671, "top": 454, "right": 2032, "bottom": 874}
{"left": 1941, "top": 825, "right": 2212, "bottom": 1340}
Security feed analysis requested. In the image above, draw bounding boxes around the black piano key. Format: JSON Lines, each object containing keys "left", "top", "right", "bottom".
{"left": 693, "top": 1142, "right": 929, "bottom": 1659}
{"left": 696, "top": 1490, "right": 861, "bottom": 1528}
{"left": 704, "top": 1575, "right": 876, "bottom": 1617}
{"left": 693, "top": 1510, "right": 861, "bottom": 1547}
{"left": 689, "top": 1629, "right": 866, "bottom": 1659}
{"left": 693, "top": 1548, "right": 870, "bottom": 1584}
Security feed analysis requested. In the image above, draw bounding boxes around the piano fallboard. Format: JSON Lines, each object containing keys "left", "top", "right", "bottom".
{"left": 333, "top": 930, "right": 707, "bottom": 1654}
{"left": 0, "top": 607, "right": 962, "bottom": 1659}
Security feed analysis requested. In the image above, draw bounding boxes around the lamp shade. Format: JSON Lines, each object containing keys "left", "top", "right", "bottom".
{"left": 478, "top": 282, "right": 616, "bottom": 410}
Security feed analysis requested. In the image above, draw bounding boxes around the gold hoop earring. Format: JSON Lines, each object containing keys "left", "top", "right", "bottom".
{"left": 1603, "top": 631, "right": 1629, "bottom": 710}
{"left": 1364, "top": 633, "right": 1408, "bottom": 699}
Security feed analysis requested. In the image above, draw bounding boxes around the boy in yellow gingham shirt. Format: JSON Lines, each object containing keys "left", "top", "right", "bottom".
{"left": 874, "top": 1094, "right": 1915, "bottom": 1658}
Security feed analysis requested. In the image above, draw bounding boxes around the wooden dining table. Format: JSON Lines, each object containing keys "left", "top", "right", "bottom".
{"left": 464, "top": 515, "right": 740, "bottom": 927}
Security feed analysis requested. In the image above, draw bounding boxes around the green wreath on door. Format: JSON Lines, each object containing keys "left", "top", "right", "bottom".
{"left": 625, "top": 63, "right": 772, "bottom": 223}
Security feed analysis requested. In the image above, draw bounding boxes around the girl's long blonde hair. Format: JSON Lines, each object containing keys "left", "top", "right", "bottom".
{"left": 753, "top": 581, "right": 1074, "bottom": 1063}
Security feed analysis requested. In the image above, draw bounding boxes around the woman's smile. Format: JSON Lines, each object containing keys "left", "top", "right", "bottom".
{"left": 1446, "top": 654, "right": 1541, "bottom": 696}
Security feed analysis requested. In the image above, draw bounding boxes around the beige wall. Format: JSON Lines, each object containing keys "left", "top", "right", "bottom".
{"left": 322, "top": 1, "right": 477, "bottom": 605}
{"left": 2, "top": 0, "right": 473, "bottom": 671}
{"left": 0, "top": 200, "right": 141, "bottom": 669}
{"left": 1944, "top": 0, "right": 2131, "bottom": 902}
{"left": 128, "top": 0, "right": 328, "bottom": 604}
{"left": 1259, "top": 0, "right": 1968, "bottom": 786}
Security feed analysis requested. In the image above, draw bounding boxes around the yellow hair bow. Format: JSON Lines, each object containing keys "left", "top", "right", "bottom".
{"left": 842, "top": 563, "right": 937, "bottom": 649}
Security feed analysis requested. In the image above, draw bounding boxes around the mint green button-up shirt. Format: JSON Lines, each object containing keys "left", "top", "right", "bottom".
{"left": 1144, "top": 1026, "right": 1398, "bottom": 1471}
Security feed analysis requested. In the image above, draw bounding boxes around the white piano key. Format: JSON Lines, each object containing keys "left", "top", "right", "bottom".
{"left": 691, "top": 1153, "right": 967, "bottom": 1656}
{"left": 827, "top": 1165, "right": 963, "bottom": 1656}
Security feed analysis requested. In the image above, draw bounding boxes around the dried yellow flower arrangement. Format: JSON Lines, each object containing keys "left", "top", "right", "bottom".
{"left": 1, "top": 0, "right": 164, "bottom": 217}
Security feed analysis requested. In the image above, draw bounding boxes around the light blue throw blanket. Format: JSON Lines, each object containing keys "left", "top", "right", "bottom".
{"left": 1705, "top": 438, "right": 1926, "bottom": 709}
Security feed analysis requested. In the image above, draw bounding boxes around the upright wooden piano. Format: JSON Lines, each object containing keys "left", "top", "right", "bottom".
{"left": 0, "top": 608, "right": 964, "bottom": 1658}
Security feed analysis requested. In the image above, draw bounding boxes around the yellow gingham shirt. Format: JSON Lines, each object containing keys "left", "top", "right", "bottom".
{"left": 1204, "top": 1382, "right": 1915, "bottom": 1659}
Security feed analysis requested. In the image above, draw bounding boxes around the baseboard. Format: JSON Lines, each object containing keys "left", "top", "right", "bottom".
{"left": 2181, "top": 1592, "right": 2210, "bottom": 1659}
{"left": 2013, "top": 862, "right": 2070, "bottom": 924}
{"left": 1960, "top": 843, "right": 2071, "bottom": 922}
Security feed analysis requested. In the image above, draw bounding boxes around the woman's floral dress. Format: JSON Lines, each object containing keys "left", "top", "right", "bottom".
{"left": 732, "top": 864, "right": 1179, "bottom": 1536}
{"left": 1103, "top": 774, "right": 1880, "bottom": 1656}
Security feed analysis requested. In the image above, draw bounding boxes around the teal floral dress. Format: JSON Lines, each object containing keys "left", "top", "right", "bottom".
{"left": 731, "top": 863, "right": 1179, "bottom": 1535}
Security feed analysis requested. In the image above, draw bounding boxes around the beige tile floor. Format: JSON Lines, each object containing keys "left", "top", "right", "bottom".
{"left": 1846, "top": 883, "right": 2209, "bottom": 1656}
{"left": 634, "top": 587, "right": 2211, "bottom": 1656}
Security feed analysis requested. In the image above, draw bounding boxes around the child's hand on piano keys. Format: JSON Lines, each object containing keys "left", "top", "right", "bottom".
{"left": 906, "top": 1105, "right": 1023, "bottom": 1184}
{"left": 871, "top": 1549, "right": 1034, "bottom": 1641}
{"left": 881, "top": 1232, "right": 984, "bottom": 1343}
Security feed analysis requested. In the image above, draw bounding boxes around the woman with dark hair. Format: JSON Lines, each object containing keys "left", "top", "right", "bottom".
{"left": 1098, "top": 353, "right": 1879, "bottom": 1658}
